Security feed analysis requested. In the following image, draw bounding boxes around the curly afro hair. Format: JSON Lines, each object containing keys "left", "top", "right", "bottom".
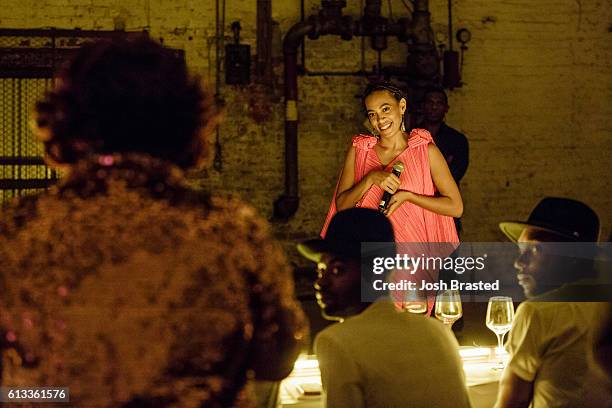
{"left": 34, "top": 35, "right": 221, "bottom": 169}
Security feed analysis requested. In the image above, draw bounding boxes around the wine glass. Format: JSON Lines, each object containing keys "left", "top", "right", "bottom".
{"left": 486, "top": 296, "right": 515, "bottom": 370}
{"left": 434, "top": 290, "right": 462, "bottom": 328}
{"left": 402, "top": 288, "right": 428, "bottom": 314}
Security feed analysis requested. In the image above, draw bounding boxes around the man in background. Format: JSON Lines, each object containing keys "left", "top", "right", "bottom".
{"left": 298, "top": 208, "right": 471, "bottom": 408}
{"left": 419, "top": 87, "right": 469, "bottom": 185}
{"left": 419, "top": 87, "right": 469, "bottom": 234}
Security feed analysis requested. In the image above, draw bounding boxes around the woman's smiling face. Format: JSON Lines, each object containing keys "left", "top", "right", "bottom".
{"left": 364, "top": 90, "right": 406, "bottom": 137}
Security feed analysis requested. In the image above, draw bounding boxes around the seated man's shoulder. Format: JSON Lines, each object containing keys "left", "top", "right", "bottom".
{"left": 314, "top": 322, "right": 355, "bottom": 360}
{"left": 313, "top": 304, "right": 384, "bottom": 349}
{"left": 315, "top": 315, "right": 361, "bottom": 344}
{"left": 315, "top": 302, "right": 456, "bottom": 350}
{"left": 514, "top": 298, "right": 563, "bottom": 324}
{"left": 515, "top": 296, "right": 601, "bottom": 333}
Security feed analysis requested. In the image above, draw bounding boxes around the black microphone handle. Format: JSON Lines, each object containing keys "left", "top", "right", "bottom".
{"left": 379, "top": 191, "right": 393, "bottom": 212}
{"left": 378, "top": 167, "right": 402, "bottom": 212}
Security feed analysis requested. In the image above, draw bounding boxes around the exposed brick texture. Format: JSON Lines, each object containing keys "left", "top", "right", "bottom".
{"left": 1, "top": 0, "right": 610, "bottom": 267}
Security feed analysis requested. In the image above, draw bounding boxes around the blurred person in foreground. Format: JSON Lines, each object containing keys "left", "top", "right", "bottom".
{"left": 496, "top": 197, "right": 612, "bottom": 407}
{"left": 0, "top": 36, "right": 306, "bottom": 407}
{"left": 298, "top": 208, "right": 471, "bottom": 408}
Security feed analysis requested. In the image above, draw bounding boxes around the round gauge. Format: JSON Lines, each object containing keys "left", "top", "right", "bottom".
{"left": 456, "top": 28, "right": 472, "bottom": 44}
{"left": 435, "top": 30, "right": 447, "bottom": 44}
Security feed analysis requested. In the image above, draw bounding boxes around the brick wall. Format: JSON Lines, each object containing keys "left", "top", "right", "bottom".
{"left": 1, "top": 0, "right": 610, "bottom": 267}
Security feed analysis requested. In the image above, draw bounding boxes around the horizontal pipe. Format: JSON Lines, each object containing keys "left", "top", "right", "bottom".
{"left": 0, "top": 179, "right": 56, "bottom": 189}
{"left": 277, "top": 2, "right": 431, "bottom": 221}
{"left": 0, "top": 156, "right": 46, "bottom": 165}
{"left": 305, "top": 70, "right": 375, "bottom": 77}
{"left": 0, "top": 28, "right": 145, "bottom": 37}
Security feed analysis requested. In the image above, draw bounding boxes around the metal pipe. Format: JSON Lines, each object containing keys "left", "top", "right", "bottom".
{"left": 215, "top": 0, "right": 221, "bottom": 96}
{"left": 300, "top": 0, "right": 306, "bottom": 71}
{"left": 364, "top": 0, "right": 382, "bottom": 19}
{"left": 213, "top": 0, "right": 223, "bottom": 171}
{"left": 256, "top": 0, "right": 273, "bottom": 83}
{"left": 447, "top": 0, "right": 453, "bottom": 51}
{"left": 274, "top": 0, "right": 432, "bottom": 220}
{"left": 273, "top": 21, "right": 314, "bottom": 220}
{"left": 305, "top": 70, "right": 375, "bottom": 76}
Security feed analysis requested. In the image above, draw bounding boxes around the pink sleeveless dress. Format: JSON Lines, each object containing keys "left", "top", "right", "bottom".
{"left": 321, "top": 129, "right": 459, "bottom": 313}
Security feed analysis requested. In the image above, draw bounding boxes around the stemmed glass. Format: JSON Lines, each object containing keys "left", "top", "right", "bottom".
{"left": 486, "top": 296, "right": 515, "bottom": 370}
{"left": 434, "top": 290, "right": 462, "bottom": 328}
{"left": 402, "top": 288, "right": 428, "bottom": 314}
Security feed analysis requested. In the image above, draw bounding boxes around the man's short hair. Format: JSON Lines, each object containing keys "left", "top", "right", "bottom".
{"left": 423, "top": 86, "right": 448, "bottom": 104}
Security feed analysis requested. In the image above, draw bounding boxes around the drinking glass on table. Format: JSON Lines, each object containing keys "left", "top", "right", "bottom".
{"left": 434, "top": 290, "right": 462, "bottom": 328}
{"left": 402, "top": 288, "right": 428, "bottom": 314}
{"left": 486, "top": 296, "right": 515, "bottom": 370}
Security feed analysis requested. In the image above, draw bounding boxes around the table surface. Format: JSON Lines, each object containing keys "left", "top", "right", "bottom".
{"left": 278, "top": 346, "right": 504, "bottom": 407}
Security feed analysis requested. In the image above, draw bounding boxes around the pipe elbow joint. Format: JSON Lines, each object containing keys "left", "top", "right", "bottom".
{"left": 272, "top": 195, "right": 300, "bottom": 221}
{"left": 307, "top": 15, "right": 322, "bottom": 40}
{"left": 283, "top": 20, "right": 315, "bottom": 53}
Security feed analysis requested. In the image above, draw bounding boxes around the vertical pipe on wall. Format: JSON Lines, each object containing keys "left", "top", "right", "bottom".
{"left": 300, "top": 0, "right": 306, "bottom": 70}
{"left": 256, "top": 0, "right": 273, "bottom": 84}
{"left": 273, "top": 20, "right": 314, "bottom": 220}
{"left": 213, "top": 0, "right": 223, "bottom": 170}
{"left": 447, "top": 0, "right": 453, "bottom": 51}
{"left": 275, "top": 0, "right": 434, "bottom": 220}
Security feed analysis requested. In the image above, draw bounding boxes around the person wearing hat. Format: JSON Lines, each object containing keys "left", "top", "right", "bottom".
{"left": 495, "top": 197, "right": 611, "bottom": 407}
{"left": 298, "top": 208, "right": 471, "bottom": 408}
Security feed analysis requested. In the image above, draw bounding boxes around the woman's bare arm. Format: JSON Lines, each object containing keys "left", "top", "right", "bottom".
{"left": 386, "top": 144, "right": 463, "bottom": 218}
{"left": 336, "top": 143, "right": 400, "bottom": 211}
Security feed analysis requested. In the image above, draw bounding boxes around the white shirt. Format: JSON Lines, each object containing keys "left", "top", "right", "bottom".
{"left": 315, "top": 299, "right": 472, "bottom": 408}
{"left": 506, "top": 296, "right": 612, "bottom": 407}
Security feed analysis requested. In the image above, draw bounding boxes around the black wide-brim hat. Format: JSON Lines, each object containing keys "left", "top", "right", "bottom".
{"left": 499, "top": 197, "right": 599, "bottom": 242}
{"left": 297, "top": 208, "right": 396, "bottom": 262}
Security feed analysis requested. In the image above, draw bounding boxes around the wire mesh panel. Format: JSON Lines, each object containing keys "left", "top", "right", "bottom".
{"left": 0, "top": 77, "right": 54, "bottom": 203}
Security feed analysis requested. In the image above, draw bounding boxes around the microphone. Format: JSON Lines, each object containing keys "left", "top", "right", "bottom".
{"left": 378, "top": 161, "right": 404, "bottom": 212}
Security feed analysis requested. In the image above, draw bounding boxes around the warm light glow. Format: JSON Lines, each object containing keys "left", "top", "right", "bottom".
{"left": 459, "top": 347, "right": 491, "bottom": 359}
{"left": 494, "top": 346, "right": 509, "bottom": 357}
{"left": 281, "top": 349, "right": 505, "bottom": 403}
{"left": 293, "top": 355, "right": 320, "bottom": 370}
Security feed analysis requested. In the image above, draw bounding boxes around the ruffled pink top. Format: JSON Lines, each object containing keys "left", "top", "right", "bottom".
{"left": 321, "top": 129, "right": 458, "bottom": 244}
{"left": 320, "top": 129, "right": 459, "bottom": 314}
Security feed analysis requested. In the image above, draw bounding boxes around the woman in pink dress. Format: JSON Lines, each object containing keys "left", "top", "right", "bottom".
{"left": 321, "top": 82, "right": 462, "bottom": 312}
